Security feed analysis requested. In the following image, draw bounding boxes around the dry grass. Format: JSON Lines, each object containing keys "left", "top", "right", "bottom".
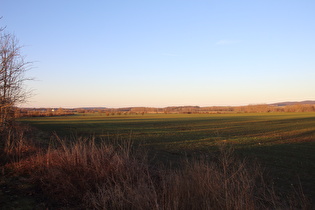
{"left": 157, "top": 147, "right": 310, "bottom": 210}
{"left": 1, "top": 123, "right": 37, "bottom": 166}
{"left": 7, "top": 135, "right": 306, "bottom": 209}
{"left": 22, "top": 136, "right": 158, "bottom": 208}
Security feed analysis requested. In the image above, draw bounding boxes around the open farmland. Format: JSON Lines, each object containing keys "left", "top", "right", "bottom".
{"left": 20, "top": 112, "right": 315, "bottom": 202}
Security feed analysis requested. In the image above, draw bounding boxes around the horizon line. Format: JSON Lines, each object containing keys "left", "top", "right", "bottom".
{"left": 19, "top": 100, "right": 315, "bottom": 109}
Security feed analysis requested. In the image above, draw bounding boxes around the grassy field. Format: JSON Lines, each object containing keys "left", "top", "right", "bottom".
{"left": 20, "top": 112, "right": 315, "bottom": 202}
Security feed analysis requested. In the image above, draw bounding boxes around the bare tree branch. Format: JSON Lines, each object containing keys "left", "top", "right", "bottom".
{"left": 0, "top": 25, "right": 33, "bottom": 129}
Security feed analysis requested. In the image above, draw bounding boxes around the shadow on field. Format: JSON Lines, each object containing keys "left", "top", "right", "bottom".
{"left": 235, "top": 142, "right": 315, "bottom": 206}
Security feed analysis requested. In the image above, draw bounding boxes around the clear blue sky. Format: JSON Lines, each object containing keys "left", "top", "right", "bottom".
{"left": 1, "top": 0, "right": 314, "bottom": 108}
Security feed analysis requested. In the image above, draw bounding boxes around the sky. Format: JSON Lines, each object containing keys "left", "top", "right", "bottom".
{"left": 1, "top": 0, "right": 315, "bottom": 108}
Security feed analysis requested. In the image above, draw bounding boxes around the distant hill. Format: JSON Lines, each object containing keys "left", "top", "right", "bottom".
{"left": 77, "top": 107, "right": 108, "bottom": 110}
{"left": 270, "top": 100, "right": 315, "bottom": 106}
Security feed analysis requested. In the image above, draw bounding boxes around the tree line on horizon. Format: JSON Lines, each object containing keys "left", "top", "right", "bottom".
{"left": 15, "top": 103, "right": 315, "bottom": 117}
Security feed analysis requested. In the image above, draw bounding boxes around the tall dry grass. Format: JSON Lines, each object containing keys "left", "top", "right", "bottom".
{"left": 0, "top": 123, "right": 37, "bottom": 166}
{"left": 12, "top": 135, "right": 308, "bottom": 209}
{"left": 157, "top": 146, "right": 309, "bottom": 210}
{"left": 24, "top": 136, "right": 157, "bottom": 208}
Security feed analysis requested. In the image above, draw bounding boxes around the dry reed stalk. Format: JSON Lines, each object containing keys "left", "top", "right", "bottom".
{"left": 14, "top": 136, "right": 309, "bottom": 209}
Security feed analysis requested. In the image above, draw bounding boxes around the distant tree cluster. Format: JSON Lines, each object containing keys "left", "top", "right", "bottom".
{"left": 14, "top": 104, "right": 315, "bottom": 118}
{"left": 123, "top": 104, "right": 315, "bottom": 114}
{"left": 16, "top": 108, "right": 76, "bottom": 118}
{"left": 233, "top": 104, "right": 315, "bottom": 113}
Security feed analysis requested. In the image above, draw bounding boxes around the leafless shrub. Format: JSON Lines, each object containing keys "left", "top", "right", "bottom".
{"left": 0, "top": 30, "right": 33, "bottom": 130}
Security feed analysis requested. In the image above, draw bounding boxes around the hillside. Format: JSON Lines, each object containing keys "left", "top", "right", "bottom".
{"left": 270, "top": 100, "right": 315, "bottom": 106}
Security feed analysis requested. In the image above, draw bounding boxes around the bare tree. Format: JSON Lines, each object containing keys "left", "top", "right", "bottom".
{"left": 0, "top": 27, "right": 32, "bottom": 130}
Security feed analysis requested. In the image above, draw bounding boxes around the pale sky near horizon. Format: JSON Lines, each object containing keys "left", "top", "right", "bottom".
{"left": 1, "top": 0, "right": 314, "bottom": 108}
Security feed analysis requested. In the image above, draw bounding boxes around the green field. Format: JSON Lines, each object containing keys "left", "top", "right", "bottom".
{"left": 20, "top": 112, "right": 315, "bottom": 200}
